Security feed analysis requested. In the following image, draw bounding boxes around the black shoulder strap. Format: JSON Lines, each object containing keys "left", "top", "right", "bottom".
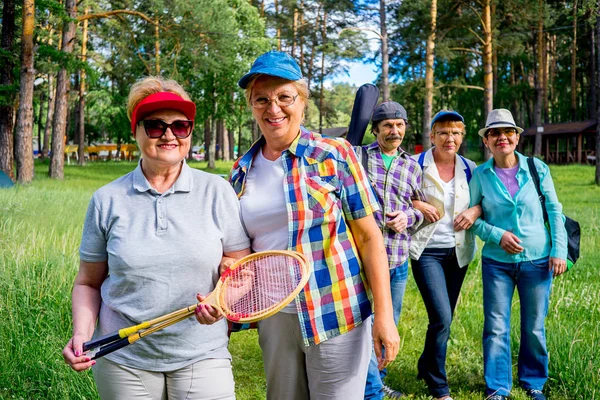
{"left": 527, "top": 157, "right": 549, "bottom": 223}
{"left": 360, "top": 147, "right": 369, "bottom": 174}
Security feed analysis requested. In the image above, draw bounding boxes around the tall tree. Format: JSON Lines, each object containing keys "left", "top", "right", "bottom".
{"left": 596, "top": 0, "right": 600, "bottom": 185}
{"left": 0, "top": 0, "right": 16, "bottom": 181}
{"left": 77, "top": 6, "right": 89, "bottom": 166}
{"left": 50, "top": 0, "right": 77, "bottom": 179}
{"left": 534, "top": 0, "right": 544, "bottom": 158}
{"left": 571, "top": 0, "right": 578, "bottom": 120}
{"left": 422, "top": 0, "right": 437, "bottom": 151}
{"left": 380, "top": 0, "right": 390, "bottom": 101}
{"left": 15, "top": 0, "right": 36, "bottom": 183}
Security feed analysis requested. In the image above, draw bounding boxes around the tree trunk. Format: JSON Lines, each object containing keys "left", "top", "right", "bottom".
{"left": 596, "top": 0, "right": 600, "bottom": 185}
{"left": 292, "top": 7, "right": 298, "bottom": 58}
{"left": 543, "top": 33, "right": 549, "bottom": 124}
{"left": 155, "top": 16, "right": 160, "bottom": 74}
{"left": 275, "top": 0, "right": 281, "bottom": 51}
{"left": 237, "top": 124, "right": 242, "bottom": 158}
{"left": 571, "top": 0, "right": 578, "bottom": 121}
{"left": 15, "top": 0, "right": 36, "bottom": 184}
{"left": 77, "top": 7, "right": 89, "bottom": 165}
{"left": 483, "top": 0, "right": 493, "bottom": 160}
{"left": 590, "top": 25, "right": 597, "bottom": 120}
{"left": 228, "top": 123, "right": 235, "bottom": 161}
{"left": 42, "top": 73, "right": 55, "bottom": 159}
{"left": 204, "top": 118, "right": 210, "bottom": 162}
{"left": 50, "top": 0, "right": 76, "bottom": 179}
{"left": 534, "top": 0, "right": 544, "bottom": 158}
{"left": 380, "top": 0, "right": 389, "bottom": 101}
{"left": 319, "top": 11, "right": 327, "bottom": 134}
{"left": 0, "top": 0, "right": 16, "bottom": 181}
{"left": 422, "top": 0, "right": 437, "bottom": 151}
{"left": 208, "top": 116, "right": 216, "bottom": 169}
{"left": 223, "top": 121, "right": 230, "bottom": 162}
{"left": 37, "top": 91, "right": 45, "bottom": 155}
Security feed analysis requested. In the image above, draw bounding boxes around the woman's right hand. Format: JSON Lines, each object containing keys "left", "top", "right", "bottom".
{"left": 499, "top": 231, "right": 524, "bottom": 254}
{"left": 62, "top": 334, "right": 96, "bottom": 372}
{"left": 413, "top": 200, "right": 441, "bottom": 223}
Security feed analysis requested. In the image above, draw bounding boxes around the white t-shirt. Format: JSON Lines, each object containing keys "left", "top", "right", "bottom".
{"left": 427, "top": 178, "right": 457, "bottom": 248}
{"left": 239, "top": 149, "right": 296, "bottom": 313}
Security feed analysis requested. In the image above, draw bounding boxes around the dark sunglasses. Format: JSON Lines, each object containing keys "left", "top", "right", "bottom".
{"left": 140, "top": 119, "right": 194, "bottom": 139}
{"left": 486, "top": 128, "right": 517, "bottom": 138}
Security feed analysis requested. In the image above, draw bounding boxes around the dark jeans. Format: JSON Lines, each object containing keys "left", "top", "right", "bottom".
{"left": 411, "top": 248, "right": 468, "bottom": 398}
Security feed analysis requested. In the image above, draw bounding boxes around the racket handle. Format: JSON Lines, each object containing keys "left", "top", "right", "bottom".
{"left": 83, "top": 332, "right": 122, "bottom": 352}
{"left": 91, "top": 336, "right": 132, "bottom": 360}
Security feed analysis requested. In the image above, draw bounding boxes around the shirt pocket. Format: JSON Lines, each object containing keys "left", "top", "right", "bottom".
{"left": 305, "top": 175, "right": 339, "bottom": 215}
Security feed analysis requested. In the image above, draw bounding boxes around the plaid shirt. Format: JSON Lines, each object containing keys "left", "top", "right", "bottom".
{"left": 229, "top": 127, "right": 380, "bottom": 346}
{"left": 355, "top": 142, "right": 425, "bottom": 267}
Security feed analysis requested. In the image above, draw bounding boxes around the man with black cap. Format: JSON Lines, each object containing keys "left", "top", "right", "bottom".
{"left": 354, "top": 101, "right": 426, "bottom": 399}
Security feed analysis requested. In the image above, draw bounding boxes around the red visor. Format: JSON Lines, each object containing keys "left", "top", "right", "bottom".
{"left": 131, "top": 92, "right": 196, "bottom": 135}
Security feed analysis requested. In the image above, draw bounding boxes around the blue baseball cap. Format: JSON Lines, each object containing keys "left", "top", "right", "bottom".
{"left": 238, "top": 51, "right": 303, "bottom": 89}
{"left": 371, "top": 101, "right": 408, "bottom": 123}
{"left": 430, "top": 110, "right": 464, "bottom": 129}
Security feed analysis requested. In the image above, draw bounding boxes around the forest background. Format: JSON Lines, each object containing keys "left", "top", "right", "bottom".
{"left": 1, "top": 0, "right": 600, "bottom": 184}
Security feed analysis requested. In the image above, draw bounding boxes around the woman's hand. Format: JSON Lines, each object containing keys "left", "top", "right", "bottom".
{"left": 499, "top": 231, "right": 524, "bottom": 254}
{"left": 385, "top": 210, "right": 408, "bottom": 233}
{"left": 372, "top": 314, "right": 400, "bottom": 371}
{"left": 454, "top": 205, "right": 482, "bottom": 231}
{"left": 194, "top": 293, "right": 223, "bottom": 325}
{"left": 412, "top": 200, "right": 440, "bottom": 223}
{"left": 62, "top": 334, "right": 95, "bottom": 371}
{"left": 219, "top": 256, "right": 236, "bottom": 275}
{"left": 550, "top": 257, "right": 567, "bottom": 277}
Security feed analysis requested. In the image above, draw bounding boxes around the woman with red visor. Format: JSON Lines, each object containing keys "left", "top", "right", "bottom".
{"left": 62, "top": 76, "right": 250, "bottom": 399}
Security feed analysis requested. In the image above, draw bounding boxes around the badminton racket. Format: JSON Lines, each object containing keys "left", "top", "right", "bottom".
{"left": 84, "top": 250, "right": 310, "bottom": 360}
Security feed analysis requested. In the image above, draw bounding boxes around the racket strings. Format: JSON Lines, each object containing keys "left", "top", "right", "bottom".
{"left": 221, "top": 255, "right": 303, "bottom": 318}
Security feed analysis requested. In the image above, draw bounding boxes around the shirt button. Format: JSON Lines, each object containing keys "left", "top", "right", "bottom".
{"left": 159, "top": 214, "right": 164, "bottom": 219}
{"left": 158, "top": 199, "right": 162, "bottom": 204}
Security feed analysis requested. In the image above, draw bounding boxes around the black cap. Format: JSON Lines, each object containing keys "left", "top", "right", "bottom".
{"left": 371, "top": 101, "right": 408, "bottom": 123}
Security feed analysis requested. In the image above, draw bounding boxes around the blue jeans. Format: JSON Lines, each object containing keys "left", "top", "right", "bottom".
{"left": 411, "top": 248, "right": 468, "bottom": 398}
{"left": 364, "top": 261, "right": 408, "bottom": 400}
{"left": 482, "top": 256, "right": 552, "bottom": 397}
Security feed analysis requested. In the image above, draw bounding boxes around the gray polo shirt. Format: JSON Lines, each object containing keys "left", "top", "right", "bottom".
{"left": 80, "top": 160, "right": 250, "bottom": 371}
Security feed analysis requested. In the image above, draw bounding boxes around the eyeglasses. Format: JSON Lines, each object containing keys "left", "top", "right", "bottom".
{"left": 434, "top": 131, "right": 464, "bottom": 139}
{"left": 486, "top": 128, "right": 517, "bottom": 138}
{"left": 140, "top": 119, "right": 194, "bottom": 139}
{"left": 251, "top": 93, "right": 299, "bottom": 109}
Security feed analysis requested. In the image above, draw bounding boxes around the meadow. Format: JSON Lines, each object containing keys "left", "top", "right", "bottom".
{"left": 0, "top": 160, "right": 598, "bottom": 400}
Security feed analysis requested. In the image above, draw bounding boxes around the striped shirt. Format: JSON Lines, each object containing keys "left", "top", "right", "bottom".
{"left": 354, "top": 142, "right": 426, "bottom": 267}
{"left": 229, "top": 127, "right": 380, "bottom": 346}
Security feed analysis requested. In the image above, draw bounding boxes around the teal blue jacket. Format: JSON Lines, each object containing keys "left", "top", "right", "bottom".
{"left": 469, "top": 152, "right": 567, "bottom": 263}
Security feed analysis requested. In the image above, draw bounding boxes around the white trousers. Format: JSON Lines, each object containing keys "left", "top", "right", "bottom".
{"left": 258, "top": 312, "right": 372, "bottom": 400}
{"left": 92, "top": 357, "right": 235, "bottom": 400}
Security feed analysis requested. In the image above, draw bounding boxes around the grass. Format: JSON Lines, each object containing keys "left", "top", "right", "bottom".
{"left": 0, "top": 161, "right": 598, "bottom": 399}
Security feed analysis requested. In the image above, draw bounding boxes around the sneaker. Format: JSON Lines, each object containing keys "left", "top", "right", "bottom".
{"left": 382, "top": 383, "right": 405, "bottom": 399}
{"left": 487, "top": 396, "right": 508, "bottom": 400}
{"left": 525, "top": 389, "right": 546, "bottom": 400}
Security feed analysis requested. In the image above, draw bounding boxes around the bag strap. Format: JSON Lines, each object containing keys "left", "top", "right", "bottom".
{"left": 459, "top": 155, "right": 472, "bottom": 183}
{"left": 527, "top": 157, "right": 549, "bottom": 223}
{"left": 417, "top": 151, "right": 425, "bottom": 171}
{"left": 359, "top": 146, "right": 369, "bottom": 174}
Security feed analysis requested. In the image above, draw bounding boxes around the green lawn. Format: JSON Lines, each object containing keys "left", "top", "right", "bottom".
{"left": 0, "top": 161, "right": 598, "bottom": 399}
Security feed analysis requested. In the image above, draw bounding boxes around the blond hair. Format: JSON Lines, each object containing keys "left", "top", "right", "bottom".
{"left": 127, "top": 76, "right": 191, "bottom": 121}
{"left": 243, "top": 74, "right": 310, "bottom": 108}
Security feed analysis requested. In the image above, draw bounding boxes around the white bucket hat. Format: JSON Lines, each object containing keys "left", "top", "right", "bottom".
{"left": 478, "top": 108, "right": 524, "bottom": 138}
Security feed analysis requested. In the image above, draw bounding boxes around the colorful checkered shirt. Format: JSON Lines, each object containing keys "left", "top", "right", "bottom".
{"left": 229, "top": 127, "right": 380, "bottom": 346}
{"left": 354, "top": 142, "right": 425, "bottom": 267}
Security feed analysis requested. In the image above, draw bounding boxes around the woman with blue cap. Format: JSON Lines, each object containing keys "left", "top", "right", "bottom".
{"left": 409, "top": 110, "right": 480, "bottom": 400}
{"left": 229, "top": 51, "right": 400, "bottom": 399}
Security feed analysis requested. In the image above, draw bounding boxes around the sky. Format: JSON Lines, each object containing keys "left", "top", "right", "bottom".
{"left": 328, "top": 61, "right": 378, "bottom": 87}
